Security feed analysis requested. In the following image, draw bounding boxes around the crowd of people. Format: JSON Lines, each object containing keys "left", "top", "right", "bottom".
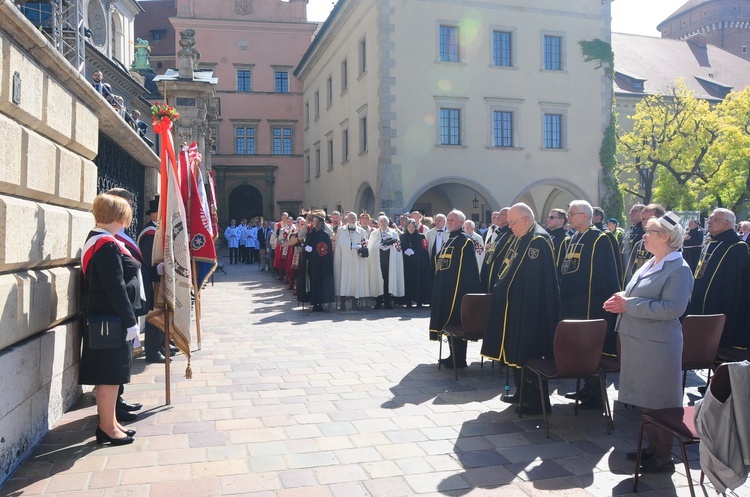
{"left": 236, "top": 200, "right": 749, "bottom": 473}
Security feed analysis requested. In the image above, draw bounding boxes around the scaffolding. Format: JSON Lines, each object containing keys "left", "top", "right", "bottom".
{"left": 16, "top": 0, "right": 86, "bottom": 76}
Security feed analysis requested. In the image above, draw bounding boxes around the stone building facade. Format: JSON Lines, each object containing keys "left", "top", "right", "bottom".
{"left": 0, "top": 2, "right": 159, "bottom": 483}
{"left": 295, "top": 0, "right": 613, "bottom": 222}
{"left": 658, "top": 0, "right": 750, "bottom": 61}
{"left": 137, "top": 0, "right": 318, "bottom": 223}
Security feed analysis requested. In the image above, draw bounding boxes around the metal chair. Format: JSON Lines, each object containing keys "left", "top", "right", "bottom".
{"left": 519, "top": 319, "right": 611, "bottom": 438}
{"left": 632, "top": 365, "right": 729, "bottom": 497}
{"left": 681, "top": 314, "right": 725, "bottom": 389}
{"left": 439, "top": 293, "right": 492, "bottom": 380}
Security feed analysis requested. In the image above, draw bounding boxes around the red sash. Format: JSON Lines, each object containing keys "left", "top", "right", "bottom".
{"left": 81, "top": 233, "right": 131, "bottom": 277}
{"left": 115, "top": 231, "right": 143, "bottom": 261}
{"left": 137, "top": 225, "right": 156, "bottom": 246}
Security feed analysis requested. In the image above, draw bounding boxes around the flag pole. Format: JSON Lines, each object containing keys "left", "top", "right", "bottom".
{"left": 192, "top": 259, "right": 203, "bottom": 350}
{"left": 163, "top": 304, "right": 172, "bottom": 405}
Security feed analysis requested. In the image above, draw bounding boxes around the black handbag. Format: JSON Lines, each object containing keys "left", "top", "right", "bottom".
{"left": 84, "top": 253, "right": 123, "bottom": 350}
{"left": 357, "top": 246, "right": 369, "bottom": 258}
{"left": 86, "top": 315, "right": 122, "bottom": 350}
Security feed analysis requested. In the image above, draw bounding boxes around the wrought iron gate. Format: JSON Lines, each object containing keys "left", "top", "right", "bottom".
{"left": 94, "top": 132, "right": 146, "bottom": 238}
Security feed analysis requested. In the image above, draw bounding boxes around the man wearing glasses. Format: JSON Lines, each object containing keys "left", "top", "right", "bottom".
{"left": 687, "top": 208, "right": 750, "bottom": 348}
{"left": 558, "top": 200, "right": 621, "bottom": 409}
{"left": 545, "top": 208, "right": 569, "bottom": 272}
{"left": 481, "top": 203, "right": 560, "bottom": 415}
{"left": 479, "top": 207, "right": 513, "bottom": 293}
{"left": 623, "top": 203, "right": 665, "bottom": 285}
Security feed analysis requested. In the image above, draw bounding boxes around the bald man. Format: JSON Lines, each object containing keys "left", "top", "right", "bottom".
{"left": 481, "top": 203, "right": 560, "bottom": 415}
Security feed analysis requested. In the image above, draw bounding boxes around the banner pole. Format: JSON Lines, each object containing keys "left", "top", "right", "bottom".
{"left": 163, "top": 303, "right": 171, "bottom": 405}
{"left": 192, "top": 259, "right": 203, "bottom": 350}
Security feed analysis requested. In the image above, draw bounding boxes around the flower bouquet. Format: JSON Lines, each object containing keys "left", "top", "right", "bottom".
{"left": 151, "top": 102, "right": 180, "bottom": 132}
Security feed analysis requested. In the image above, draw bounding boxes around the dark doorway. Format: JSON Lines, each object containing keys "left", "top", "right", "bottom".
{"left": 228, "top": 184, "right": 263, "bottom": 223}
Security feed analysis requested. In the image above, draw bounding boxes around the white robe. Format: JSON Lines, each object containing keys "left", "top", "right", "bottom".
{"left": 334, "top": 225, "right": 371, "bottom": 298}
{"left": 367, "top": 228, "right": 405, "bottom": 297}
{"left": 425, "top": 227, "right": 450, "bottom": 256}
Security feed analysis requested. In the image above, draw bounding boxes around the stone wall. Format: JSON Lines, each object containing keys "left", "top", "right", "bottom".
{"left": 0, "top": 1, "right": 159, "bottom": 483}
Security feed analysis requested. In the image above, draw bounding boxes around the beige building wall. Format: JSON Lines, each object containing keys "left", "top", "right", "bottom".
{"left": 0, "top": 3, "right": 159, "bottom": 483}
{"left": 297, "top": 0, "right": 613, "bottom": 221}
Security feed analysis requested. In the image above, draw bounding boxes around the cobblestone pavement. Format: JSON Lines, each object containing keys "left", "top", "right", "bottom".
{"left": 3, "top": 257, "right": 748, "bottom": 497}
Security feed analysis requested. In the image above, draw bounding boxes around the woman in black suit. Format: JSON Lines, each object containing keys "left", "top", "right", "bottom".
{"left": 400, "top": 219, "right": 431, "bottom": 308}
{"left": 80, "top": 193, "right": 141, "bottom": 445}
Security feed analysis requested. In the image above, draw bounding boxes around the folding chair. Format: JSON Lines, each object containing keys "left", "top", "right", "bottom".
{"left": 439, "top": 293, "right": 493, "bottom": 380}
{"left": 681, "top": 314, "right": 725, "bottom": 389}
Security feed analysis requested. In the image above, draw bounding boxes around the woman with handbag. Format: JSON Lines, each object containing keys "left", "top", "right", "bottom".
{"left": 80, "top": 193, "right": 141, "bottom": 446}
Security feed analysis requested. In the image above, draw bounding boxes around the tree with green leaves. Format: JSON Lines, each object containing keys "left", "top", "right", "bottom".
{"left": 617, "top": 80, "right": 720, "bottom": 208}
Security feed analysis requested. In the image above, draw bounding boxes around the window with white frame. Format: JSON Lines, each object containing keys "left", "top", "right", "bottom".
{"left": 327, "top": 134, "right": 334, "bottom": 171}
{"left": 439, "top": 24, "right": 459, "bottom": 62}
{"left": 235, "top": 125, "right": 257, "bottom": 154}
{"left": 543, "top": 113, "right": 563, "bottom": 149}
{"left": 326, "top": 76, "right": 333, "bottom": 109}
{"left": 314, "top": 142, "right": 321, "bottom": 177}
{"left": 341, "top": 58, "right": 348, "bottom": 93}
{"left": 358, "top": 37, "right": 367, "bottom": 76}
{"left": 492, "top": 30, "right": 512, "bottom": 67}
{"left": 543, "top": 35, "right": 562, "bottom": 71}
{"left": 272, "top": 126, "right": 293, "bottom": 155}
{"left": 314, "top": 91, "right": 320, "bottom": 120}
{"left": 342, "top": 127, "right": 349, "bottom": 163}
{"left": 304, "top": 101, "right": 309, "bottom": 128}
{"left": 439, "top": 108, "right": 461, "bottom": 145}
{"left": 493, "top": 111, "right": 513, "bottom": 148}
{"left": 275, "top": 70, "right": 289, "bottom": 93}
{"left": 305, "top": 151, "right": 311, "bottom": 182}
{"left": 237, "top": 69, "right": 252, "bottom": 92}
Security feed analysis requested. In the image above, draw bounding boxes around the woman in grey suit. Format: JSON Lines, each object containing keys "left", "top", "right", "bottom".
{"left": 603, "top": 211, "right": 694, "bottom": 473}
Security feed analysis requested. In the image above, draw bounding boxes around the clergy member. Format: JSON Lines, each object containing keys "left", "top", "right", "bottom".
{"left": 298, "top": 215, "right": 336, "bottom": 312}
{"left": 334, "top": 212, "right": 371, "bottom": 311}
{"left": 428, "top": 210, "right": 481, "bottom": 369}
{"left": 688, "top": 208, "right": 750, "bottom": 348}
{"left": 481, "top": 203, "right": 560, "bottom": 415}
{"left": 479, "top": 207, "right": 513, "bottom": 293}
{"left": 368, "top": 215, "right": 405, "bottom": 309}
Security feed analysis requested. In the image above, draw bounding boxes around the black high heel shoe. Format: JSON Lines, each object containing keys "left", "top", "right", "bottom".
{"left": 95, "top": 426, "right": 134, "bottom": 445}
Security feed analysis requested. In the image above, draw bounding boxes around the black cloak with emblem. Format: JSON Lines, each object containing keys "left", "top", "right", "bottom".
{"left": 547, "top": 226, "right": 570, "bottom": 279}
{"left": 428, "top": 229, "right": 480, "bottom": 340}
{"left": 480, "top": 223, "right": 560, "bottom": 367}
{"left": 687, "top": 229, "right": 750, "bottom": 348}
{"left": 558, "top": 226, "right": 621, "bottom": 353}
{"left": 297, "top": 224, "right": 336, "bottom": 306}
{"left": 400, "top": 229, "right": 431, "bottom": 306}
{"left": 623, "top": 237, "right": 652, "bottom": 286}
{"left": 594, "top": 222, "right": 625, "bottom": 286}
{"left": 479, "top": 226, "right": 513, "bottom": 293}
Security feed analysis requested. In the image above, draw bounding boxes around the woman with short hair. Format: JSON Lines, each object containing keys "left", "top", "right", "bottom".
{"left": 604, "top": 212, "right": 694, "bottom": 473}
{"left": 80, "top": 193, "right": 142, "bottom": 445}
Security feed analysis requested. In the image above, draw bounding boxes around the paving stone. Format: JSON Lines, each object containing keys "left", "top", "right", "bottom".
{"left": 3, "top": 263, "right": 747, "bottom": 497}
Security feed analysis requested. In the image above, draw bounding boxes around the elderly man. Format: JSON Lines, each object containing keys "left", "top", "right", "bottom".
{"left": 463, "top": 219, "right": 485, "bottom": 270}
{"left": 484, "top": 210, "right": 502, "bottom": 245}
{"left": 481, "top": 203, "right": 560, "bottom": 414}
{"left": 559, "top": 200, "right": 621, "bottom": 408}
{"left": 411, "top": 211, "right": 427, "bottom": 233}
{"left": 367, "top": 215, "right": 405, "bottom": 309}
{"left": 623, "top": 203, "right": 665, "bottom": 285}
{"left": 334, "top": 212, "right": 371, "bottom": 311}
{"left": 545, "top": 208, "right": 569, "bottom": 270}
{"left": 480, "top": 207, "right": 512, "bottom": 292}
{"left": 429, "top": 210, "right": 480, "bottom": 369}
{"left": 298, "top": 215, "right": 335, "bottom": 312}
{"left": 621, "top": 204, "right": 645, "bottom": 278}
{"left": 688, "top": 208, "right": 750, "bottom": 348}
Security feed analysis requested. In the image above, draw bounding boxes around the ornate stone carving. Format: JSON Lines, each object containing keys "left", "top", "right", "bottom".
{"left": 235, "top": 0, "right": 253, "bottom": 15}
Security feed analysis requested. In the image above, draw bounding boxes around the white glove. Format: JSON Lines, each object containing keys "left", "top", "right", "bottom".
{"left": 405, "top": 249, "right": 414, "bottom": 256}
{"left": 156, "top": 262, "right": 164, "bottom": 276}
{"left": 125, "top": 325, "right": 139, "bottom": 341}
{"left": 305, "top": 245, "right": 313, "bottom": 253}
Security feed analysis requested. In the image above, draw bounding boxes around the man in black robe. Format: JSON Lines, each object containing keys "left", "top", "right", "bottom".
{"left": 298, "top": 215, "right": 335, "bottom": 312}
{"left": 479, "top": 207, "right": 513, "bottom": 293}
{"left": 481, "top": 203, "right": 560, "bottom": 414}
{"left": 429, "top": 210, "right": 480, "bottom": 369}
{"left": 593, "top": 206, "right": 624, "bottom": 285}
{"left": 620, "top": 204, "right": 645, "bottom": 278}
{"left": 688, "top": 208, "right": 750, "bottom": 348}
{"left": 559, "top": 200, "right": 621, "bottom": 408}
{"left": 682, "top": 219, "right": 704, "bottom": 272}
{"left": 545, "top": 208, "right": 569, "bottom": 276}
{"left": 623, "top": 203, "right": 665, "bottom": 285}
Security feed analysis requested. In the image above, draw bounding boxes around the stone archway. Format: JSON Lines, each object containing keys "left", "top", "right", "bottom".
{"left": 228, "top": 184, "right": 263, "bottom": 223}
{"left": 407, "top": 178, "right": 498, "bottom": 224}
{"left": 355, "top": 183, "right": 375, "bottom": 215}
{"left": 513, "top": 178, "right": 591, "bottom": 220}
